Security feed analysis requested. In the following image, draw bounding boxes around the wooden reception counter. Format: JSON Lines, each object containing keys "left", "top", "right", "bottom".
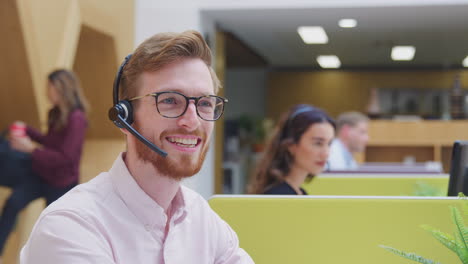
{"left": 361, "top": 120, "right": 468, "bottom": 172}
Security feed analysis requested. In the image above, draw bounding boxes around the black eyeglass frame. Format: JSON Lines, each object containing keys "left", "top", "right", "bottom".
{"left": 128, "top": 91, "right": 228, "bottom": 121}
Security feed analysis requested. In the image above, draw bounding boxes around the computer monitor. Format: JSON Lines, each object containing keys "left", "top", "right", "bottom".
{"left": 447, "top": 141, "right": 468, "bottom": 196}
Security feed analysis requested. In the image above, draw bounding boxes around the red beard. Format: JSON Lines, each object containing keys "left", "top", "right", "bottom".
{"left": 133, "top": 122, "right": 209, "bottom": 181}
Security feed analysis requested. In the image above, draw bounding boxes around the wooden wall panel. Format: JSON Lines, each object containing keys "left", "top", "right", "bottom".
{"left": 16, "top": 0, "right": 79, "bottom": 127}
{"left": 0, "top": 0, "right": 38, "bottom": 130}
{"left": 73, "top": 25, "right": 122, "bottom": 138}
{"left": 214, "top": 31, "right": 226, "bottom": 194}
{"left": 366, "top": 146, "right": 434, "bottom": 163}
{"left": 268, "top": 69, "right": 468, "bottom": 120}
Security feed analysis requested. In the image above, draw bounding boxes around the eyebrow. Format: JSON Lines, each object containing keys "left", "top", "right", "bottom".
{"left": 311, "top": 137, "right": 326, "bottom": 141}
{"left": 156, "top": 88, "right": 214, "bottom": 97}
{"left": 311, "top": 137, "right": 334, "bottom": 142}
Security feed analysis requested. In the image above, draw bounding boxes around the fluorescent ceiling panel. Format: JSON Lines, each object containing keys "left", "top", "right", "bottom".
{"left": 297, "top": 26, "right": 328, "bottom": 44}
{"left": 338, "top": 19, "right": 357, "bottom": 28}
{"left": 317, "top": 55, "right": 341, "bottom": 68}
{"left": 391, "top": 46, "right": 416, "bottom": 61}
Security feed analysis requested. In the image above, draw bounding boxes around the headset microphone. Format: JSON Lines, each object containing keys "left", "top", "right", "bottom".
{"left": 108, "top": 54, "right": 168, "bottom": 158}
{"left": 109, "top": 111, "right": 167, "bottom": 157}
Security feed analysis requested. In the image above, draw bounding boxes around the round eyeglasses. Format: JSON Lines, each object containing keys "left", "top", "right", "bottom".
{"left": 128, "top": 91, "right": 228, "bottom": 121}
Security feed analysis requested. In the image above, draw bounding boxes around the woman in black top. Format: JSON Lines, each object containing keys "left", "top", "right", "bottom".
{"left": 249, "top": 104, "right": 335, "bottom": 195}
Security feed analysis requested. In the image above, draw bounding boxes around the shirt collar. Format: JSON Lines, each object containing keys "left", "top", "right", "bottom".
{"left": 336, "top": 139, "right": 352, "bottom": 156}
{"left": 335, "top": 139, "right": 357, "bottom": 168}
{"left": 110, "top": 153, "right": 188, "bottom": 228}
{"left": 171, "top": 186, "right": 188, "bottom": 224}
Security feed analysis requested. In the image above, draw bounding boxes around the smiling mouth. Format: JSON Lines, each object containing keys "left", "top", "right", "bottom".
{"left": 166, "top": 137, "right": 201, "bottom": 148}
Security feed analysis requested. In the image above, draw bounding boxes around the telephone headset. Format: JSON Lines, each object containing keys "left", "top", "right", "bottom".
{"left": 289, "top": 105, "right": 315, "bottom": 121}
{"left": 282, "top": 105, "right": 315, "bottom": 139}
{"left": 108, "top": 54, "right": 168, "bottom": 157}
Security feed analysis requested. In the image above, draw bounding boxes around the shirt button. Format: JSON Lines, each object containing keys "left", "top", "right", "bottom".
{"left": 145, "top": 224, "right": 151, "bottom": 231}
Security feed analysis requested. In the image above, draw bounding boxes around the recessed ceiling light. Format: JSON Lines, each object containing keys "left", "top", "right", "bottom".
{"left": 338, "top": 19, "right": 357, "bottom": 28}
{"left": 317, "top": 55, "right": 341, "bottom": 69}
{"left": 391, "top": 46, "right": 416, "bottom": 61}
{"left": 297, "top": 26, "right": 328, "bottom": 44}
{"left": 463, "top": 56, "right": 468, "bottom": 67}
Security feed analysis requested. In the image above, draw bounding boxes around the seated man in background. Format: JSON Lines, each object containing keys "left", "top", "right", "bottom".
{"left": 327, "top": 111, "right": 369, "bottom": 170}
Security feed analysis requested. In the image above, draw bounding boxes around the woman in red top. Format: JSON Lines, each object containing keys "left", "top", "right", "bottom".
{"left": 0, "top": 69, "right": 89, "bottom": 260}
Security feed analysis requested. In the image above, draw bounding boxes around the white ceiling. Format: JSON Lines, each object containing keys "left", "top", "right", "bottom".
{"left": 203, "top": 4, "right": 468, "bottom": 69}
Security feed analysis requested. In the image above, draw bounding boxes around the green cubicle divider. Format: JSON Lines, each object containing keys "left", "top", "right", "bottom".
{"left": 209, "top": 195, "right": 462, "bottom": 264}
{"left": 302, "top": 174, "right": 449, "bottom": 196}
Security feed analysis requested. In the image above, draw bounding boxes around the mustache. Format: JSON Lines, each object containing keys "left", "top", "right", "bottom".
{"left": 160, "top": 128, "right": 205, "bottom": 139}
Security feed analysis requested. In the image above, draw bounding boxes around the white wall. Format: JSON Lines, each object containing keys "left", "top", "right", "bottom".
{"left": 136, "top": 0, "right": 468, "bottom": 45}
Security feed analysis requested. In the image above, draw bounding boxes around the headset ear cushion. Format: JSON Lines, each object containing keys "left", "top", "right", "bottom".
{"left": 119, "top": 100, "right": 134, "bottom": 125}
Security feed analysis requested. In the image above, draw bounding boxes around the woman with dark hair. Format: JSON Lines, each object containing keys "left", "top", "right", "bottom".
{"left": 0, "top": 69, "right": 89, "bottom": 261}
{"left": 248, "top": 104, "right": 335, "bottom": 195}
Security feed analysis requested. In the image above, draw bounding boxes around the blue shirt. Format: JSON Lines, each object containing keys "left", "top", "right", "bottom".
{"left": 327, "top": 139, "right": 358, "bottom": 170}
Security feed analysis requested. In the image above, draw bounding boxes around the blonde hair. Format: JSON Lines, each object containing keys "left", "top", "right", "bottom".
{"left": 120, "top": 30, "right": 220, "bottom": 100}
{"left": 336, "top": 111, "right": 369, "bottom": 133}
{"left": 48, "top": 69, "right": 89, "bottom": 130}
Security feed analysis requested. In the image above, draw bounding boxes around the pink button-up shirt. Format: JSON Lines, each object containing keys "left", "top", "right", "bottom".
{"left": 20, "top": 153, "right": 254, "bottom": 263}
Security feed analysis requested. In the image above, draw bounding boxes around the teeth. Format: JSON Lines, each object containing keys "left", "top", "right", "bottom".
{"left": 174, "top": 142, "right": 196, "bottom": 148}
{"left": 168, "top": 137, "right": 197, "bottom": 146}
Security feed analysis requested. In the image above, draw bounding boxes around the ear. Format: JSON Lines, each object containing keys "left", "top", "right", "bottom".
{"left": 288, "top": 143, "right": 297, "bottom": 157}
{"left": 120, "top": 128, "right": 129, "bottom": 135}
{"left": 340, "top": 124, "right": 351, "bottom": 137}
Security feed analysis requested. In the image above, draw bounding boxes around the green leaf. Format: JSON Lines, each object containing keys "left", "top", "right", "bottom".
{"left": 379, "top": 198, "right": 468, "bottom": 264}
{"left": 447, "top": 205, "right": 468, "bottom": 264}
{"left": 379, "top": 245, "right": 442, "bottom": 264}
{"left": 421, "top": 225, "right": 459, "bottom": 254}
{"left": 454, "top": 231, "right": 468, "bottom": 264}
{"left": 452, "top": 207, "right": 468, "bottom": 249}
{"left": 457, "top": 193, "right": 468, "bottom": 217}
{"left": 455, "top": 195, "right": 468, "bottom": 263}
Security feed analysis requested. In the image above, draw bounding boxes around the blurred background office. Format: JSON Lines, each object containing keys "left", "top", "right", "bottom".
{"left": 205, "top": 2, "right": 468, "bottom": 194}
{"left": 1, "top": 0, "right": 468, "bottom": 262}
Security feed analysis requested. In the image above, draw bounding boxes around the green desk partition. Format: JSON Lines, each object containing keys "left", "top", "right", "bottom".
{"left": 209, "top": 195, "right": 462, "bottom": 264}
{"left": 302, "top": 174, "right": 449, "bottom": 196}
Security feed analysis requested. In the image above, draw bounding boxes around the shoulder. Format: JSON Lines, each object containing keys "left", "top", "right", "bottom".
{"left": 64, "top": 110, "right": 87, "bottom": 131}
{"left": 180, "top": 186, "right": 224, "bottom": 223}
{"left": 330, "top": 139, "right": 342, "bottom": 151}
{"left": 69, "top": 109, "right": 87, "bottom": 123}
{"left": 42, "top": 172, "right": 113, "bottom": 222}
{"left": 264, "top": 182, "right": 296, "bottom": 195}
{"left": 21, "top": 175, "right": 116, "bottom": 263}
{"left": 181, "top": 186, "right": 237, "bottom": 237}
{"left": 329, "top": 139, "right": 345, "bottom": 159}
{"left": 24, "top": 173, "right": 115, "bottom": 244}
{"left": 180, "top": 185, "right": 209, "bottom": 210}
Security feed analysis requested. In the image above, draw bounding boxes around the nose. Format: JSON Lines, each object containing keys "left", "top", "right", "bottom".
{"left": 322, "top": 145, "right": 330, "bottom": 160}
{"left": 177, "top": 101, "right": 200, "bottom": 131}
{"left": 363, "top": 134, "right": 369, "bottom": 144}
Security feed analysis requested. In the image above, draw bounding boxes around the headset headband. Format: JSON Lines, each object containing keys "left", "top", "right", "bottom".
{"left": 113, "top": 54, "right": 132, "bottom": 104}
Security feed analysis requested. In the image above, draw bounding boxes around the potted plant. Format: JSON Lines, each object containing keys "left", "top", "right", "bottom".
{"left": 251, "top": 118, "right": 273, "bottom": 153}
{"left": 380, "top": 195, "right": 468, "bottom": 263}
{"left": 237, "top": 115, "right": 273, "bottom": 153}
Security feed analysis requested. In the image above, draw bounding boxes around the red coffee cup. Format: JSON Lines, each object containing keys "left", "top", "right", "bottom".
{"left": 10, "top": 121, "right": 26, "bottom": 137}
